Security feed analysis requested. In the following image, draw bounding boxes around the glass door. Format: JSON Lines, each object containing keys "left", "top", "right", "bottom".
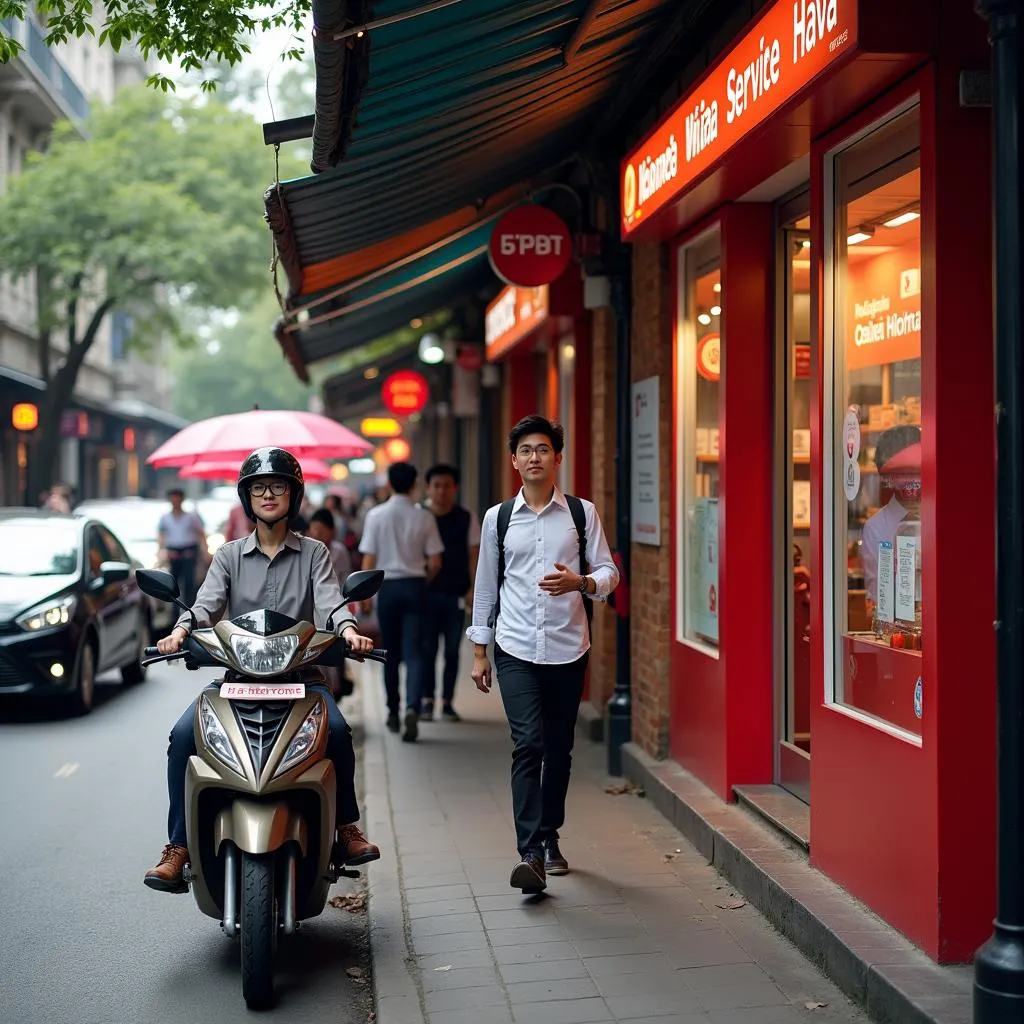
{"left": 776, "top": 196, "right": 812, "bottom": 803}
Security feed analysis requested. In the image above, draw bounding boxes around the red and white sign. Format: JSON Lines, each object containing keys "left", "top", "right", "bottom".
{"left": 489, "top": 205, "right": 572, "bottom": 287}
{"left": 696, "top": 333, "right": 721, "bottom": 381}
{"left": 220, "top": 682, "right": 305, "bottom": 700}
{"left": 381, "top": 370, "right": 429, "bottom": 416}
{"left": 485, "top": 284, "right": 549, "bottom": 362}
{"left": 621, "top": 0, "right": 857, "bottom": 235}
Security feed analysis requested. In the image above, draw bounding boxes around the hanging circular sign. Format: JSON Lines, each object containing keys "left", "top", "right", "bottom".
{"left": 488, "top": 205, "right": 573, "bottom": 287}
{"left": 696, "top": 333, "right": 721, "bottom": 381}
{"left": 381, "top": 370, "right": 429, "bottom": 417}
{"left": 456, "top": 345, "right": 484, "bottom": 371}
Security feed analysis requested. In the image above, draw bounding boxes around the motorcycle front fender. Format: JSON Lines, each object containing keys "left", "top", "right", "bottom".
{"left": 214, "top": 800, "right": 308, "bottom": 857}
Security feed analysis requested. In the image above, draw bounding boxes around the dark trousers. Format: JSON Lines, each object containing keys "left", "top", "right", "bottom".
{"left": 167, "top": 683, "right": 358, "bottom": 847}
{"left": 422, "top": 591, "right": 464, "bottom": 707}
{"left": 167, "top": 545, "right": 198, "bottom": 605}
{"left": 376, "top": 577, "right": 427, "bottom": 717}
{"left": 494, "top": 645, "right": 589, "bottom": 859}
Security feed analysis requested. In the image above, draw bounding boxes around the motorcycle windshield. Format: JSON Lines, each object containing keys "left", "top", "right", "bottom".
{"left": 228, "top": 609, "right": 305, "bottom": 637}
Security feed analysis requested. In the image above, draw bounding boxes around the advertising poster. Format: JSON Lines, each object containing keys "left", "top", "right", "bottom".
{"left": 895, "top": 536, "right": 918, "bottom": 622}
{"left": 689, "top": 497, "right": 719, "bottom": 643}
{"left": 876, "top": 541, "right": 895, "bottom": 623}
{"left": 631, "top": 376, "right": 661, "bottom": 545}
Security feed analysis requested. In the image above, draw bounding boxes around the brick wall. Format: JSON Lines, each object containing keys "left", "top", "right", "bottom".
{"left": 585, "top": 304, "right": 618, "bottom": 713}
{"left": 629, "top": 242, "right": 674, "bottom": 759}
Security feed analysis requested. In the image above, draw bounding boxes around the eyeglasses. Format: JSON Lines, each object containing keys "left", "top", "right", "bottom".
{"left": 516, "top": 445, "right": 553, "bottom": 459}
{"left": 249, "top": 481, "right": 289, "bottom": 497}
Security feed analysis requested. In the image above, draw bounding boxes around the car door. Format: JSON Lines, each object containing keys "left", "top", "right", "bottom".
{"left": 98, "top": 526, "right": 140, "bottom": 663}
{"left": 84, "top": 526, "right": 125, "bottom": 669}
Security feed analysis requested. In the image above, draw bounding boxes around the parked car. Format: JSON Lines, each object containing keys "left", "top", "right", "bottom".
{"left": 74, "top": 499, "right": 176, "bottom": 637}
{"left": 0, "top": 510, "right": 150, "bottom": 714}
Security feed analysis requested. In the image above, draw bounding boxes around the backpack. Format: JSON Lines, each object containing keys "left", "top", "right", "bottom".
{"left": 491, "top": 494, "right": 592, "bottom": 636}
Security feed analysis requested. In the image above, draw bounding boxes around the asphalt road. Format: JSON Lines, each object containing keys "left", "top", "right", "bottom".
{"left": 0, "top": 663, "right": 373, "bottom": 1024}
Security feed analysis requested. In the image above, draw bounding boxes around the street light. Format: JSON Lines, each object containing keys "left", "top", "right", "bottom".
{"left": 418, "top": 332, "right": 444, "bottom": 365}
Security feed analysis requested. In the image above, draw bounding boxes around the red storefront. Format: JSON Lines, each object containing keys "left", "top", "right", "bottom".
{"left": 621, "top": 0, "right": 994, "bottom": 961}
{"left": 484, "top": 269, "right": 592, "bottom": 501}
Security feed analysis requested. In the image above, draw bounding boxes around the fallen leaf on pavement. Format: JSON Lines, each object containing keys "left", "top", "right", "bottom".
{"left": 715, "top": 900, "right": 747, "bottom": 910}
{"left": 328, "top": 892, "right": 368, "bottom": 913}
{"left": 805, "top": 1002, "right": 828, "bottom": 1010}
{"left": 604, "top": 782, "right": 635, "bottom": 795}
{"left": 663, "top": 854, "right": 676, "bottom": 862}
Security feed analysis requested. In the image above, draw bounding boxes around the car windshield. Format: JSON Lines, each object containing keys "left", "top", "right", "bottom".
{"left": 0, "top": 521, "right": 80, "bottom": 576}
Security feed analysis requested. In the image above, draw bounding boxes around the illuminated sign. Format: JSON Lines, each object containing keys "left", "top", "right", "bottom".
{"left": 383, "top": 438, "right": 412, "bottom": 462}
{"left": 621, "top": 0, "right": 857, "bottom": 235}
{"left": 123, "top": 427, "right": 136, "bottom": 451}
{"left": 11, "top": 402, "right": 39, "bottom": 431}
{"left": 381, "top": 371, "right": 429, "bottom": 416}
{"left": 485, "top": 284, "right": 549, "bottom": 362}
{"left": 488, "top": 205, "right": 573, "bottom": 287}
{"left": 360, "top": 417, "right": 402, "bottom": 438}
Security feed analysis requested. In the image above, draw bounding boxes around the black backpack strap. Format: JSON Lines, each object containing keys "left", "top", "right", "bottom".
{"left": 565, "top": 495, "right": 593, "bottom": 634}
{"left": 489, "top": 499, "right": 515, "bottom": 628}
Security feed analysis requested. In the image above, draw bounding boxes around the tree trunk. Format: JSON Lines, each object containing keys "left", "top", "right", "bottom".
{"left": 28, "top": 293, "right": 116, "bottom": 500}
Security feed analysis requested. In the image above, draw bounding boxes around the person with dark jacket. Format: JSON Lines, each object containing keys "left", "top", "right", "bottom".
{"left": 421, "top": 464, "right": 480, "bottom": 722}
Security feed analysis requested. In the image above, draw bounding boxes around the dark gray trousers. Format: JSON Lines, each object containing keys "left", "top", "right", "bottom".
{"left": 494, "top": 644, "right": 588, "bottom": 859}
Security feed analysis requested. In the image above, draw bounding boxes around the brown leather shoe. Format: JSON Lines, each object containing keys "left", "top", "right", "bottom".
{"left": 144, "top": 844, "right": 190, "bottom": 894}
{"left": 336, "top": 824, "right": 381, "bottom": 866}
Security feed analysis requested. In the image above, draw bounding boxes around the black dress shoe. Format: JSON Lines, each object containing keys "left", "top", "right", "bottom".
{"left": 542, "top": 838, "right": 569, "bottom": 876}
{"left": 386, "top": 713, "right": 400, "bottom": 733}
{"left": 510, "top": 855, "right": 546, "bottom": 893}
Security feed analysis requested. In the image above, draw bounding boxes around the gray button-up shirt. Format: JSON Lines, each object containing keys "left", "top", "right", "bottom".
{"left": 176, "top": 531, "right": 357, "bottom": 634}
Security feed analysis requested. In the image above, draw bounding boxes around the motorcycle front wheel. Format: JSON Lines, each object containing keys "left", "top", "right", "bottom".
{"left": 240, "top": 852, "right": 276, "bottom": 1010}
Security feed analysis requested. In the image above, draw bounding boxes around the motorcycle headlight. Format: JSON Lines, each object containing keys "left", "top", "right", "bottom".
{"left": 228, "top": 634, "right": 299, "bottom": 675}
{"left": 17, "top": 594, "right": 77, "bottom": 632}
{"left": 274, "top": 702, "right": 325, "bottom": 777}
{"left": 199, "top": 694, "right": 245, "bottom": 776}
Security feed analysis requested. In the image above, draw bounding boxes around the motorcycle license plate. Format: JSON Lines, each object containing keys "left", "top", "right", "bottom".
{"left": 219, "top": 682, "right": 306, "bottom": 700}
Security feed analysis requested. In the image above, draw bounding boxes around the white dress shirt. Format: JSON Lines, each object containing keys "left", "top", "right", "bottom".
{"left": 468, "top": 488, "right": 618, "bottom": 665}
{"left": 358, "top": 494, "right": 444, "bottom": 579}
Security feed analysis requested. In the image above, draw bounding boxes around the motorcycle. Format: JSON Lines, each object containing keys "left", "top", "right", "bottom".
{"left": 135, "top": 566, "right": 386, "bottom": 1010}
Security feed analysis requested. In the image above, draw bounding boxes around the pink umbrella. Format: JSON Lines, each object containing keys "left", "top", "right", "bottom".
{"left": 178, "top": 456, "right": 333, "bottom": 483}
{"left": 147, "top": 409, "right": 370, "bottom": 468}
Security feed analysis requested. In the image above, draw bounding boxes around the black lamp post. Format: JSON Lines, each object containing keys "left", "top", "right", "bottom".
{"left": 974, "top": 1, "right": 1024, "bottom": 1020}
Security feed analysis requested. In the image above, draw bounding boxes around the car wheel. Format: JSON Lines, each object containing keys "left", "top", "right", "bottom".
{"left": 68, "top": 640, "right": 96, "bottom": 716}
{"left": 121, "top": 617, "right": 148, "bottom": 685}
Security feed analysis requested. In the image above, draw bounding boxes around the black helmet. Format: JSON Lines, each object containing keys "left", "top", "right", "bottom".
{"left": 237, "top": 447, "right": 305, "bottom": 524}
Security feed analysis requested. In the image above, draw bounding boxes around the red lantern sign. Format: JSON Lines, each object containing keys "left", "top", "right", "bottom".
{"left": 11, "top": 402, "right": 39, "bottom": 431}
{"left": 488, "top": 205, "right": 573, "bottom": 287}
{"left": 696, "top": 333, "right": 721, "bottom": 381}
{"left": 381, "top": 370, "right": 429, "bottom": 416}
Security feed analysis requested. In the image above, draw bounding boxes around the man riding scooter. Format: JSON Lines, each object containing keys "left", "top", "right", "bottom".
{"left": 144, "top": 447, "right": 380, "bottom": 893}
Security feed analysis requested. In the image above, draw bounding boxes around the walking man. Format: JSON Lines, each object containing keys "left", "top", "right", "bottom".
{"left": 421, "top": 464, "right": 480, "bottom": 722}
{"left": 468, "top": 415, "right": 618, "bottom": 892}
{"left": 158, "top": 488, "right": 207, "bottom": 606}
{"left": 359, "top": 462, "right": 444, "bottom": 742}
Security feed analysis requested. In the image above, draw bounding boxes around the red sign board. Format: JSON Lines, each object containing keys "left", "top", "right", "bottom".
{"left": 489, "top": 205, "right": 572, "bottom": 287}
{"left": 696, "top": 333, "right": 721, "bottom": 381}
{"left": 381, "top": 370, "right": 429, "bottom": 416}
{"left": 621, "top": 0, "right": 857, "bottom": 236}
{"left": 485, "top": 285, "right": 549, "bottom": 362}
{"left": 456, "top": 345, "right": 484, "bottom": 372}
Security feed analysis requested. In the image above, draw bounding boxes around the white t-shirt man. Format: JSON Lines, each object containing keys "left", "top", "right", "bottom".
{"left": 359, "top": 494, "right": 444, "bottom": 578}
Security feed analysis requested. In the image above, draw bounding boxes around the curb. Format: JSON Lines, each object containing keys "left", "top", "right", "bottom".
{"left": 621, "top": 742, "right": 973, "bottom": 1024}
{"left": 360, "top": 670, "right": 427, "bottom": 1024}
{"left": 576, "top": 699, "right": 604, "bottom": 742}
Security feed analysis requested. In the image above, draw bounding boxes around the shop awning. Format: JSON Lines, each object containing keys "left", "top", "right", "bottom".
{"left": 266, "top": 0, "right": 687, "bottom": 377}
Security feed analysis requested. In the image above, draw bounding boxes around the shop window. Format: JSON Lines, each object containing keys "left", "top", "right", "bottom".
{"left": 676, "top": 228, "right": 722, "bottom": 653}
{"left": 826, "top": 103, "right": 923, "bottom": 737}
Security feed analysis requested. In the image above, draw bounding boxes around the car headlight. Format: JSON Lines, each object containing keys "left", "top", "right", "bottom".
{"left": 199, "top": 694, "right": 244, "bottom": 776}
{"left": 274, "top": 701, "right": 325, "bottom": 777}
{"left": 228, "top": 634, "right": 299, "bottom": 675}
{"left": 16, "top": 594, "right": 77, "bottom": 632}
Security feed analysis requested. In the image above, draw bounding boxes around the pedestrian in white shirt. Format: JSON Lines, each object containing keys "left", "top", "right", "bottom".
{"left": 359, "top": 462, "right": 444, "bottom": 742}
{"left": 158, "top": 488, "right": 207, "bottom": 606}
{"left": 468, "top": 415, "right": 618, "bottom": 893}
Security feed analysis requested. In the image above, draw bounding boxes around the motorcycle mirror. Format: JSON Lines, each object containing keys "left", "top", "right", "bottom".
{"left": 341, "top": 569, "right": 385, "bottom": 605}
{"left": 136, "top": 568, "right": 179, "bottom": 602}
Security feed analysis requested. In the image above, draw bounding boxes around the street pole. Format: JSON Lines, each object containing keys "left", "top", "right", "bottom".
{"left": 974, "top": 1, "right": 1024, "bottom": 1020}
{"left": 607, "top": 258, "right": 632, "bottom": 777}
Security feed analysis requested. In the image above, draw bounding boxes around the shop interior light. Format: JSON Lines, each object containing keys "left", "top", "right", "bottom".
{"left": 697, "top": 312, "right": 712, "bottom": 326}
{"left": 882, "top": 209, "right": 920, "bottom": 228}
{"left": 847, "top": 226, "right": 875, "bottom": 245}
{"left": 348, "top": 458, "right": 376, "bottom": 475}
{"left": 712, "top": 281, "right": 722, "bottom": 293}
{"left": 409, "top": 317, "right": 423, "bottom": 329}
{"left": 418, "top": 333, "right": 444, "bottom": 365}
{"left": 363, "top": 366, "right": 379, "bottom": 380}
{"left": 801, "top": 239, "right": 811, "bottom": 248}
{"left": 562, "top": 344, "right": 576, "bottom": 361}
{"left": 710, "top": 305, "right": 722, "bottom": 317}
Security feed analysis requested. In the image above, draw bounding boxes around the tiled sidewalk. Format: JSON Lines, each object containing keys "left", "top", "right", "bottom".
{"left": 359, "top": 664, "right": 867, "bottom": 1024}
